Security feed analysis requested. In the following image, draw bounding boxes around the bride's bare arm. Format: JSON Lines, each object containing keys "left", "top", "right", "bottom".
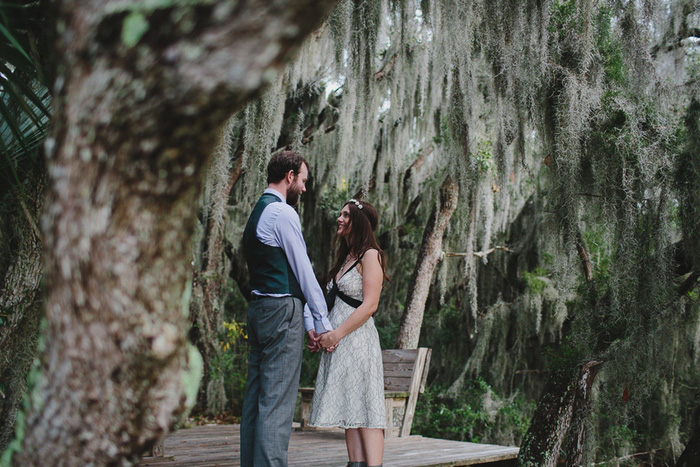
{"left": 318, "top": 249, "right": 383, "bottom": 349}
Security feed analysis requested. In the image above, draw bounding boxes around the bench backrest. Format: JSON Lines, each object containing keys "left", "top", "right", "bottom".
{"left": 381, "top": 347, "right": 432, "bottom": 438}
{"left": 382, "top": 348, "right": 431, "bottom": 393}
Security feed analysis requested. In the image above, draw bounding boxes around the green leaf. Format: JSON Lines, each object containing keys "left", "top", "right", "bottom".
{"left": 0, "top": 99, "right": 29, "bottom": 193}
{"left": 0, "top": 98, "right": 29, "bottom": 154}
{"left": 0, "top": 21, "right": 31, "bottom": 63}
{"left": 121, "top": 11, "right": 149, "bottom": 47}
{"left": 0, "top": 63, "right": 51, "bottom": 118}
{"left": 0, "top": 42, "right": 36, "bottom": 77}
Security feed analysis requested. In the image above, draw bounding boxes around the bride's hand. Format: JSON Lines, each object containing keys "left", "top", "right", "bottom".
{"left": 319, "top": 330, "right": 340, "bottom": 350}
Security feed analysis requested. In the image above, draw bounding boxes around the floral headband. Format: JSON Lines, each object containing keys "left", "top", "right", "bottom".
{"left": 347, "top": 198, "right": 363, "bottom": 209}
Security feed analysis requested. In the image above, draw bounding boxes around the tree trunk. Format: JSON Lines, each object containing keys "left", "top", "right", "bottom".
{"left": 517, "top": 370, "right": 577, "bottom": 467}
{"left": 564, "top": 361, "right": 602, "bottom": 466}
{"left": 676, "top": 388, "right": 700, "bottom": 467}
{"left": 14, "top": 1, "right": 339, "bottom": 465}
{"left": 518, "top": 362, "right": 602, "bottom": 466}
{"left": 396, "top": 175, "right": 458, "bottom": 349}
{"left": 676, "top": 430, "right": 700, "bottom": 467}
{"left": 0, "top": 166, "right": 45, "bottom": 452}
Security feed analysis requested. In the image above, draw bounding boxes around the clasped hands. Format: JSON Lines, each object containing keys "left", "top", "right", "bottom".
{"left": 306, "top": 330, "right": 340, "bottom": 353}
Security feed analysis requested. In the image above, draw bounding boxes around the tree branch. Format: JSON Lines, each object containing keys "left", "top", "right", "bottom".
{"left": 442, "top": 246, "right": 513, "bottom": 260}
{"left": 679, "top": 272, "right": 700, "bottom": 297}
{"left": 575, "top": 230, "right": 593, "bottom": 282}
{"left": 374, "top": 52, "right": 398, "bottom": 81}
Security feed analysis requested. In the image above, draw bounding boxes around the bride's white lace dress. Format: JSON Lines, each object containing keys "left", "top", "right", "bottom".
{"left": 308, "top": 265, "right": 386, "bottom": 429}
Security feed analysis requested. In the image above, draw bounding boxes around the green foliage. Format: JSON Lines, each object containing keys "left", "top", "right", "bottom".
{"left": 208, "top": 282, "right": 251, "bottom": 416}
{"left": 421, "top": 301, "right": 462, "bottom": 347}
{"left": 596, "top": 6, "right": 626, "bottom": 85}
{"left": 223, "top": 279, "right": 248, "bottom": 322}
{"left": 469, "top": 140, "right": 493, "bottom": 173}
{"left": 595, "top": 424, "right": 639, "bottom": 464}
{"left": 522, "top": 267, "right": 548, "bottom": 295}
{"left": 414, "top": 385, "right": 489, "bottom": 442}
{"left": 121, "top": 11, "right": 149, "bottom": 47}
{"left": 376, "top": 317, "right": 399, "bottom": 350}
{"left": 0, "top": 1, "right": 51, "bottom": 200}
{"left": 317, "top": 184, "right": 350, "bottom": 219}
{"left": 582, "top": 228, "right": 612, "bottom": 282}
{"left": 544, "top": 335, "right": 587, "bottom": 375}
{"left": 549, "top": 0, "right": 578, "bottom": 34}
{"left": 299, "top": 349, "right": 322, "bottom": 387}
{"left": 433, "top": 117, "right": 450, "bottom": 145}
{"left": 548, "top": 0, "right": 591, "bottom": 70}
{"left": 413, "top": 379, "right": 532, "bottom": 444}
{"left": 210, "top": 322, "right": 248, "bottom": 415}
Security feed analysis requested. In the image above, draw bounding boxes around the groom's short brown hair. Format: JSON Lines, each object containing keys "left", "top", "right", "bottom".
{"left": 267, "top": 151, "right": 308, "bottom": 184}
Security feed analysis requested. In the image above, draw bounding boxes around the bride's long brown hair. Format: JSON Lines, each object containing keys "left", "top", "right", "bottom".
{"left": 328, "top": 199, "right": 389, "bottom": 282}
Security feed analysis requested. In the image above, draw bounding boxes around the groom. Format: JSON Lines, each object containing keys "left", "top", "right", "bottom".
{"left": 240, "top": 151, "right": 333, "bottom": 467}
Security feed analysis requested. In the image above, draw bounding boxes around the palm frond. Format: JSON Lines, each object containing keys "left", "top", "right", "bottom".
{"left": 0, "top": 21, "right": 32, "bottom": 64}
{"left": 0, "top": 0, "right": 51, "bottom": 200}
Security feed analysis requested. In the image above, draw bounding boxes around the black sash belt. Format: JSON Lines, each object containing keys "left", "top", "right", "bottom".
{"left": 326, "top": 256, "right": 364, "bottom": 310}
{"left": 326, "top": 282, "right": 363, "bottom": 310}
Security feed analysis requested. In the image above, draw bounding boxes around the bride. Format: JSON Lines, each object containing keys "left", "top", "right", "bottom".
{"left": 308, "top": 198, "right": 389, "bottom": 467}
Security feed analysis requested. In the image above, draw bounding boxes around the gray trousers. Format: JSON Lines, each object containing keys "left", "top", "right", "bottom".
{"left": 240, "top": 296, "right": 304, "bottom": 467}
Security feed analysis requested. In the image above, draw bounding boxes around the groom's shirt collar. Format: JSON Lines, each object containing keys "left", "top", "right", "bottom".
{"left": 264, "top": 187, "right": 286, "bottom": 202}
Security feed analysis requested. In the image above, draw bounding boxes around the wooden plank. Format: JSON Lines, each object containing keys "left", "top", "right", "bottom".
{"left": 384, "top": 376, "right": 413, "bottom": 391}
{"left": 140, "top": 425, "right": 519, "bottom": 467}
{"left": 384, "top": 368, "right": 420, "bottom": 377}
{"left": 299, "top": 390, "right": 313, "bottom": 428}
{"left": 399, "top": 347, "right": 428, "bottom": 437}
{"left": 419, "top": 348, "right": 432, "bottom": 394}
{"left": 385, "top": 397, "right": 395, "bottom": 439}
{"left": 384, "top": 391, "right": 409, "bottom": 398}
{"left": 383, "top": 362, "right": 419, "bottom": 371}
{"left": 382, "top": 349, "right": 419, "bottom": 364}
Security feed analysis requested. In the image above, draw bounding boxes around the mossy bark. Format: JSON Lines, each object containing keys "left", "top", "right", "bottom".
{"left": 13, "top": 0, "right": 339, "bottom": 464}
{"left": 396, "top": 175, "right": 458, "bottom": 349}
{"left": 0, "top": 165, "right": 45, "bottom": 452}
{"left": 518, "top": 370, "right": 577, "bottom": 467}
{"left": 518, "top": 361, "right": 602, "bottom": 466}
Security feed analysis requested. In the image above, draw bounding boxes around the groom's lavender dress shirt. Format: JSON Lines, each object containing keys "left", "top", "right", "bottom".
{"left": 252, "top": 188, "right": 333, "bottom": 334}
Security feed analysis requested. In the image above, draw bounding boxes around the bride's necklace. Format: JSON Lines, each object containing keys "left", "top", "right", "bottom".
{"left": 340, "top": 255, "right": 353, "bottom": 275}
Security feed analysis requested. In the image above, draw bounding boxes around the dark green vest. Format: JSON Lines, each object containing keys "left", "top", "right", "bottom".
{"left": 243, "top": 193, "right": 304, "bottom": 300}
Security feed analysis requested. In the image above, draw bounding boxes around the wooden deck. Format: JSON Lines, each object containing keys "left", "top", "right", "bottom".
{"left": 140, "top": 424, "right": 519, "bottom": 467}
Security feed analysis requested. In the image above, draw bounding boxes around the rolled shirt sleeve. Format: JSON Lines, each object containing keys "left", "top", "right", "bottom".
{"left": 273, "top": 206, "right": 333, "bottom": 333}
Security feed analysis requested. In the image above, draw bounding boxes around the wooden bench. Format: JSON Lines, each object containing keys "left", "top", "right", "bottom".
{"left": 297, "top": 347, "right": 432, "bottom": 438}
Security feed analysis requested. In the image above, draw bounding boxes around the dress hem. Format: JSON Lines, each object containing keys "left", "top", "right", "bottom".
{"left": 308, "top": 422, "right": 387, "bottom": 430}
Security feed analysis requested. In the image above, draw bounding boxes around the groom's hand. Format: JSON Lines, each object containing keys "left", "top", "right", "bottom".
{"left": 306, "top": 330, "right": 321, "bottom": 352}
